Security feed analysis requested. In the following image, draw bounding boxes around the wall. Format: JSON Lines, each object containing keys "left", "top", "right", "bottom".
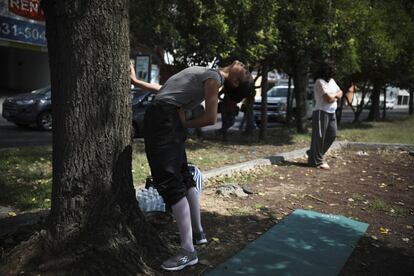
{"left": 0, "top": 45, "right": 49, "bottom": 91}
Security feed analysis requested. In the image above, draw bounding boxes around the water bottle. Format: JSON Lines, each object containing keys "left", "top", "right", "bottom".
{"left": 136, "top": 185, "right": 166, "bottom": 214}
{"left": 141, "top": 193, "right": 149, "bottom": 212}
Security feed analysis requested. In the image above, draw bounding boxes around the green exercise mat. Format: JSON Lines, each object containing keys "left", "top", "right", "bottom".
{"left": 207, "top": 209, "right": 369, "bottom": 276}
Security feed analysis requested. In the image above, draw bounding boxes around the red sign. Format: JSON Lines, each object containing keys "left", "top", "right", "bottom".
{"left": 8, "top": 0, "right": 44, "bottom": 21}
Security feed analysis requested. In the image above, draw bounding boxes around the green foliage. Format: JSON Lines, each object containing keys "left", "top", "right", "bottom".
{"left": 130, "top": 0, "right": 279, "bottom": 66}
{"left": 131, "top": 0, "right": 234, "bottom": 65}
{"left": 335, "top": 0, "right": 414, "bottom": 89}
{"left": 389, "top": 0, "right": 414, "bottom": 89}
{"left": 130, "top": 0, "right": 414, "bottom": 91}
{"left": 222, "top": 0, "right": 279, "bottom": 64}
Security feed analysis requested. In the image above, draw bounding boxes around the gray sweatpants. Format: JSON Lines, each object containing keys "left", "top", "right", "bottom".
{"left": 308, "top": 110, "right": 337, "bottom": 166}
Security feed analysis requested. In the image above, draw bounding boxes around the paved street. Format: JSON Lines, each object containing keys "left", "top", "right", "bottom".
{"left": 0, "top": 117, "right": 52, "bottom": 149}
{"left": 0, "top": 95, "right": 51, "bottom": 149}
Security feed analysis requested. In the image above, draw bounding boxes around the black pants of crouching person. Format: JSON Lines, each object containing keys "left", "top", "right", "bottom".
{"left": 143, "top": 101, "right": 196, "bottom": 207}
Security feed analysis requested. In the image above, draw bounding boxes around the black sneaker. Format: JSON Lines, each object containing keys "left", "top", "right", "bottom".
{"left": 193, "top": 231, "right": 208, "bottom": 245}
{"left": 161, "top": 249, "right": 198, "bottom": 271}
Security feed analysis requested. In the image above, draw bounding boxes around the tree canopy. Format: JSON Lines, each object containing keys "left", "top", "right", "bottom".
{"left": 129, "top": 0, "right": 414, "bottom": 127}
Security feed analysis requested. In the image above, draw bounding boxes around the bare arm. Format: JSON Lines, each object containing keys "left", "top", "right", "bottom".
{"left": 322, "top": 89, "right": 343, "bottom": 103}
{"left": 130, "top": 63, "right": 162, "bottom": 93}
{"left": 180, "top": 79, "right": 220, "bottom": 128}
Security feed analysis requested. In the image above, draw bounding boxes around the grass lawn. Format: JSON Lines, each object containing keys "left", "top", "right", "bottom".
{"left": 1, "top": 115, "right": 413, "bottom": 213}
{"left": 338, "top": 115, "right": 414, "bottom": 144}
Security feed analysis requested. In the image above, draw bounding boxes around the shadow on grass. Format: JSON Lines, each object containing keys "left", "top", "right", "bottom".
{"left": 0, "top": 177, "right": 52, "bottom": 211}
{"left": 279, "top": 160, "right": 310, "bottom": 168}
{"left": 185, "top": 125, "right": 300, "bottom": 151}
{"left": 0, "top": 147, "right": 52, "bottom": 211}
{"left": 338, "top": 121, "right": 375, "bottom": 131}
{"left": 0, "top": 146, "right": 52, "bottom": 163}
{"left": 338, "top": 115, "right": 413, "bottom": 131}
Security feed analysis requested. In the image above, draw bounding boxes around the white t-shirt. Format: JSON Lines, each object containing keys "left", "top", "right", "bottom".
{"left": 313, "top": 78, "right": 340, "bottom": 113}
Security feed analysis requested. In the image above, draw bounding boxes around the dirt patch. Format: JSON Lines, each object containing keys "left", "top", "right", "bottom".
{"left": 150, "top": 147, "right": 414, "bottom": 275}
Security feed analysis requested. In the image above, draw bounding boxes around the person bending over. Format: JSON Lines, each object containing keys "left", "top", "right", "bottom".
{"left": 130, "top": 60, "right": 253, "bottom": 271}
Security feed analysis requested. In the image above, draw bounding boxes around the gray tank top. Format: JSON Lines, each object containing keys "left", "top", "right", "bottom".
{"left": 154, "top": 66, "right": 223, "bottom": 110}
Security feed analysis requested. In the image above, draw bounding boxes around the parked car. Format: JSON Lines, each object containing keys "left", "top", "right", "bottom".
{"left": 253, "top": 83, "right": 314, "bottom": 125}
{"left": 385, "top": 99, "right": 395, "bottom": 109}
{"left": 2, "top": 86, "right": 52, "bottom": 130}
{"left": 254, "top": 85, "right": 288, "bottom": 124}
{"left": 365, "top": 98, "right": 395, "bottom": 110}
{"left": 2, "top": 86, "right": 156, "bottom": 135}
{"left": 2, "top": 85, "right": 201, "bottom": 137}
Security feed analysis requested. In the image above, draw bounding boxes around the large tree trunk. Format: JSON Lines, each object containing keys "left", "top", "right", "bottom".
{"left": 1, "top": 1, "right": 162, "bottom": 274}
{"left": 292, "top": 61, "right": 309, "bottom": 134}
{"left": 243, "top": 90, "right": 255, "bottom": 136}
{"left": 286, "top": 75, "right": 293, "bottom": 125}
{"left": 336, "top": 80, "right": 346, "bottom": 125}
{"left": 259, "top": 61, "right": 269, "bottom": 141}
{"left": 382, "top": 87, "right": 387, "bottom": 119}
{"left": 353, "top": 81, "right": 368, "bottom": 122}
{"left": 367, "top": 81, "right": 382, "bottom": 121}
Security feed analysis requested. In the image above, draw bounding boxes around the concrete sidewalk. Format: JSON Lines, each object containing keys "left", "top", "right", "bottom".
{"left": 202, "top": 141, "right": 414, "bottom": 180}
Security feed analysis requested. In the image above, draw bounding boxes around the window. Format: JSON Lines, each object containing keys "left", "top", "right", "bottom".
{"left": 268, "top": 87, "right": 288, "bottom": 98}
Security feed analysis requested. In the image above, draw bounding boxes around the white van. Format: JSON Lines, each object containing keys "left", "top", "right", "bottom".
{"left": 253, "top": 82, "right": 314, "bottom": 124}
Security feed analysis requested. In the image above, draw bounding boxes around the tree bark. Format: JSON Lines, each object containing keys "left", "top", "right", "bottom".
{"left": 259, "top": 61, "right": 269, "bottom": 141}
{"left": 336, "top": 80, "right": 346, "bottom": 125}
{"left": 243, "top": 90, "right": 255, "bottom": 136}
{"left": 353, "top": 81, "right": 368, "bottom": 123}
{"left": 1, "top": 1, "right": 162, "bottom": 274}
{"left": 382, "top": 87, "right": 387, "bottom": 119}
{"left": 292, "top": 61, "right": 309, "bottom": 134}
{"left": 286, "top": 75, "right": 293, "bottom": 125}
{"left": 367, "top": 81, "right": 382, "bottom": 121}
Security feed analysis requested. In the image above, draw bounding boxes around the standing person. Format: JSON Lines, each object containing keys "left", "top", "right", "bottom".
{"left": 216, "top": 92, "right": 239, "bottom": 141}
{"left": 130, "top": 60, "right": 253, "bottom": 271}
{"left": 307, "top": 60, "right": 343, "bottom": 169}
{"left": 239, "top": 96, "right": 257, "bottom": 132}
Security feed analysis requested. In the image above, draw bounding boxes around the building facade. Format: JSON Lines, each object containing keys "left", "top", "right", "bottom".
{"left": 0, "top": 0, "right": 49, "bottom": 92}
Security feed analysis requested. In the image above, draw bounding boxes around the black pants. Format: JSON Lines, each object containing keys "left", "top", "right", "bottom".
{"left": 144, "top": 101, "right": 195, "bottom": 207}
{"left": 308, "top": 110, "right": 337, "bottom": 166}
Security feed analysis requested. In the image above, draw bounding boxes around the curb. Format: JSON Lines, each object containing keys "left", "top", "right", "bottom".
{"left": 344, "top": 141, "right": 414, "bottom": 152}
{"left": 202, "top": 141, "right": 414, "bottom": 180}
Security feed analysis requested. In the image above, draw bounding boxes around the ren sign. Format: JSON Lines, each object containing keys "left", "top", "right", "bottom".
{"left": 8, "top": 0, "right": 44, "bottom": 21}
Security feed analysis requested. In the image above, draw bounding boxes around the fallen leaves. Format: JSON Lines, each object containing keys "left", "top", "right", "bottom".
{"left": 305, "top": 194, "right": 329, "bottom": 204}
{"left": 211, "top": 237, "right": 220, "bottom": 243}
{"left": 379, "top": 227, "right": 390, "bottom": 235}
